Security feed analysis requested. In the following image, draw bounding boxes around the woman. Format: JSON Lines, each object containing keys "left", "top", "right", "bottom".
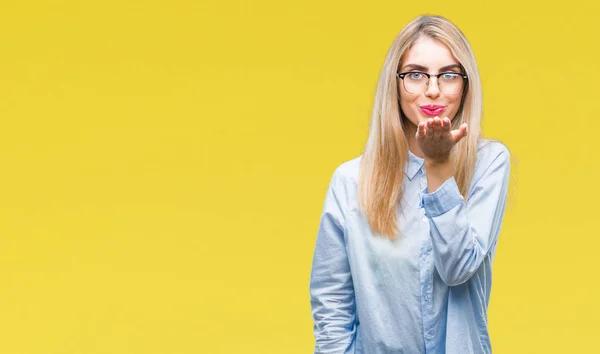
{"left": 309, "top": 15, "right": 510, "bottom": 354}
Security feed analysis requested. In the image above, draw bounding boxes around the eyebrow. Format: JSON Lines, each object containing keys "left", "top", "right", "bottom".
{"left": 401, "top": 64, "right": 462, "bottom": 72}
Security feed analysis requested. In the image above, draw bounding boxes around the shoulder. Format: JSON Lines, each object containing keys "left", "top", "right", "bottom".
{"left": 476, "top": 138, "right": 510, "bottom": 168}
{"left": 477, "top": 138, "right": 509, "bottom": 157}
{"left": 471, "top": 138, "right": 511, "bottom": 186}
{"left": 334, "top": 155, "right": 362, "bottom": 179}
{"left": 331, "top": 155, "right": 362, "bottom": 188}
{"left": 325, "top": 155, "right": 362, "bottom": 213}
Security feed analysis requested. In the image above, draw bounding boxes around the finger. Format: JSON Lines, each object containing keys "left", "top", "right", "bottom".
{"left": 433, "top": 117, "right": 442, "bottom": 140}
{"left": 416, "top": 122, "right": 425, "bottom": 139}
{"left": 450, "top": 123, "right": 469, "bottom": 142}
{"left": 433, "top": 118, "right": 441, "bottom": 139}
{"left": 441, "top": 118, "right": 451, "bottom": 137}
{"left": 426, "top": 119, "right": 434, "bottom": 140}
{"left": 459, "top": 123, "right": 468, "bottom": 138}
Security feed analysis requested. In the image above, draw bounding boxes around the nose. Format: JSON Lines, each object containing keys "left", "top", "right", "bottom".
{"left": 425, "top": 77, "right": 441, "bottom": 98}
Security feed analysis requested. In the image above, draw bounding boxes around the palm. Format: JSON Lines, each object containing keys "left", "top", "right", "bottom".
{"left": 416, "top": 117, "right": 468, "bottom": 163}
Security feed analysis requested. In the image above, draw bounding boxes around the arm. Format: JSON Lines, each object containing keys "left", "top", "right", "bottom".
{"left": 421, "top": 146, "right": 510, "bottom": 286}
{"left": 309, "top": 170, "right": 357, "bottom": 353}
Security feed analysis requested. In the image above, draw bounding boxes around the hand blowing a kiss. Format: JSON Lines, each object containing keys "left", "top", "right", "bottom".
{"left": 416, "top": 117, "right": 468, "bottom": 193}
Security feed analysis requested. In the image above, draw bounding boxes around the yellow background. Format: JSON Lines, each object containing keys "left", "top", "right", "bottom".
{"left": 0, "top": 0, "right": 596, "bottom": 353}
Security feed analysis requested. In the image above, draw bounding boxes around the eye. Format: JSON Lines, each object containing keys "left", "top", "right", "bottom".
{"left": 407, "top": 72, "right": 424, "bottom": 80}
{"left": 440, "top": 72, "right": 460, "bottom": 80}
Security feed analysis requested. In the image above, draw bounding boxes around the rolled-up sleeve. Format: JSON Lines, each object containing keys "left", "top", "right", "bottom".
{"left": 420, "top": 146, "right": 511, "bottom": 286}
{"left": 309, "top": 169, "right": 357, "bottom": 354}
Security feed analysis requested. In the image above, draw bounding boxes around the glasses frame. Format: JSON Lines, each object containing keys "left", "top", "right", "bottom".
{"left": 396, "top": 71, "right": 468, "bottom": 95}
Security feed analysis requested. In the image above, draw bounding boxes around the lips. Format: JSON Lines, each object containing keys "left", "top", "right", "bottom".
{"left": 419, "top": 105, "right": 445, "bottom": 116}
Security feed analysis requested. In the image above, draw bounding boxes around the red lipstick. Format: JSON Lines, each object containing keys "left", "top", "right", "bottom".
{"left": 419, "top": 105, "right": 445, "bottom": 116}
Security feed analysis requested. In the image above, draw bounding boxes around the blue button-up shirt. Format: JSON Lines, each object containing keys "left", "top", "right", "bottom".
{"left": 309, "top": 140, "right": 510, "bottom": 354}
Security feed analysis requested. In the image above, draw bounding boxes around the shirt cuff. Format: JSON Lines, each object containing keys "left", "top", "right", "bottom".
{"left": 419, "top": 177, "right": 464, "bottom": 217}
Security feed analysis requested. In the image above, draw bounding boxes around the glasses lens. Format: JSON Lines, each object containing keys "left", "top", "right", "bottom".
{"left": 403, "top": 73, "right": 426, "bottom": 94}
{"left": 439, "top": 74, "right": 464, "bottom": 95}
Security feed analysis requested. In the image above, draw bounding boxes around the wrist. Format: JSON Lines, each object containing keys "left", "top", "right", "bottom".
{"left": 423, "top": 157, "right": 454, "bottom": 193}
{"left": 424, "top": 156, "right": 451, "bottom": 167}
{"left": 424, "top": 157, "right": 453, "bottom": 178}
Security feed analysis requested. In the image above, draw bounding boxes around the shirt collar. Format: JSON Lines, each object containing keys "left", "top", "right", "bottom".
{"left": 404, "top": 150, "right": 424, "bottom": 180}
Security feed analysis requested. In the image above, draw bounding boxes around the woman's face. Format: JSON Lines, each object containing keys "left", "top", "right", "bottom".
{"left": 398, "top": 36, "right": 465, "bottom": 130}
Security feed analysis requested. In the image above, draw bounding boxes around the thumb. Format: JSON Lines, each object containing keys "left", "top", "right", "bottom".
{"left": 450, "top": 123, "right": 468, "bottom": 142}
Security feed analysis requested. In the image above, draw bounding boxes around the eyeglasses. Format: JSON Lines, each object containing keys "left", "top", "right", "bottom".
{"left": 396, "top": 71, "right": 468, "bottom": 95}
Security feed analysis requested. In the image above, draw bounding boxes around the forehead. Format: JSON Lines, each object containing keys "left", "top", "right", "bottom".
{"left": 401, "top": 36, "right": 459, "bottom": 69}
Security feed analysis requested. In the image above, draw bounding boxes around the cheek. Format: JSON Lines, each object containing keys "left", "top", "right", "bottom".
{"left": 448, "top": 98, "right": 463, "bottom": 119}
{"left": 399, "top": 91, "right": 418, "bottom": 112}
{"left": 399, "top": 95, "right": 419, "bottom": 121}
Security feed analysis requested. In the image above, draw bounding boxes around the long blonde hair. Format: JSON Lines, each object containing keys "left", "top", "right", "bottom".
{"left": 359, "top": 15, "right": 482, "bottom": 240}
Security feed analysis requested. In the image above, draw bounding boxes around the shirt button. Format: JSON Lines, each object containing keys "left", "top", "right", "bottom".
{"left": 427, "top": 333, "right": 434, "bottom": 340}
{"left": 424, "top": 294, "right": 430, "bottom": 300}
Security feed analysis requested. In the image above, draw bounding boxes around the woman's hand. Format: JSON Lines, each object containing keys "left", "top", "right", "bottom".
{"left": 416, "top": 117, "right": 468, "bottom": 164}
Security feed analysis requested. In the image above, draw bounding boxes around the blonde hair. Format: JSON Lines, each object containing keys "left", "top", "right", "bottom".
{"left": 358, "top": 15, "right": 482, "bottom": 240}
